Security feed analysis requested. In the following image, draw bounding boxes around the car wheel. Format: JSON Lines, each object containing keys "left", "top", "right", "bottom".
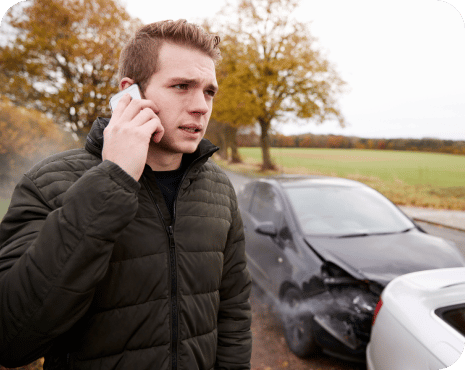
{"left": 282, "top": 287, "right": 318, "bottom": 358}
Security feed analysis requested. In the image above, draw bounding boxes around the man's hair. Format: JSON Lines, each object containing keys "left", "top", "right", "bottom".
{"left": 118, "top": 19, "right": 221, "bottom": 93}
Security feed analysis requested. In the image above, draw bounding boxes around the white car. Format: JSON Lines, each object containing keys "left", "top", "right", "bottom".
{"left": 367, "top": 267, "right": 465, "bottom": 370}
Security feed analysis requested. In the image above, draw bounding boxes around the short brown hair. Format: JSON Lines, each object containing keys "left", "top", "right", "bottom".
{"left": 118, "top": 19, "right": 221, "bottom": 93}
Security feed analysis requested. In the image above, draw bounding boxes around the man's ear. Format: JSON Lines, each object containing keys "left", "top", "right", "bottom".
{"left": 119, "top": 78, "right": 135, "bottom": 91}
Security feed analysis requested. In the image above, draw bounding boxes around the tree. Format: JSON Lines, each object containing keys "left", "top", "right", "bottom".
{"left": 204, "top": 119, "right": 229, "bottom": 159}
{"left": 212, "top": 0, "right": 346, "bottom": 170}
{"left": 207, "top": 29, "right": 260, "bottom": 163}
{"left": 0, "top": 0, "right": 141, "bottom": 141}
{"left": 0, "top": 96, "right": 76, "bottom": 198}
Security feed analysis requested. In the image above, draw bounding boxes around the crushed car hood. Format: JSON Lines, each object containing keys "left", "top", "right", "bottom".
{"left": 305, "top": 229, "right": 465, "bottom": 286}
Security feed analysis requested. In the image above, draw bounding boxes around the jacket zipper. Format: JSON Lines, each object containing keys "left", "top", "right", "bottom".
{"left": 167, "top": 224, "right": 178, "bottom": 370}
{"left": 141, "top": 147, "right": 217, "bottom": 370}
{"left": 142, "top": 177, "right": 178, "bottom": 369}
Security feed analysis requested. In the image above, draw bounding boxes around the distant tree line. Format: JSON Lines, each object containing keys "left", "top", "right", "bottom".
{"left": 236, "top": 131, "right": 465, "bottom": 155}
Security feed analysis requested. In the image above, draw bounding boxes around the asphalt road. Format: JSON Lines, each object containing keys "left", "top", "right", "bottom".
{"left": 416, "top": 221, "right": 465, "bottom": 257}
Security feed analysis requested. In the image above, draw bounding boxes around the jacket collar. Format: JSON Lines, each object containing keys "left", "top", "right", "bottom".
{"left": 85, "top": 117, "right": 219, "bottom": 163}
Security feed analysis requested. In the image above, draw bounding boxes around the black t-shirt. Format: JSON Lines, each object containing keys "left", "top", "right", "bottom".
{"left": 152, "top": 162, "right": 187, "bottom": 218}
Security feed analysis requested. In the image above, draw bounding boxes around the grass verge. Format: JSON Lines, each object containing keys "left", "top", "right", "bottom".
{"left": 213, "top": 150, "right": 465, "bottom": 211}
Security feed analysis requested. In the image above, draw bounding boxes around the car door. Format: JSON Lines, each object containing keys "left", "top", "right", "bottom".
{"left": 247, "top": 182, "right": 293, "bottom": 299}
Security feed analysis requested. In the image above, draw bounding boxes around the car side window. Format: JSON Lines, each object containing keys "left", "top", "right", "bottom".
{"left": 279, "top": 221, "right": 292, "bottom": 241}
{"left": 238, "top": 182, "right": 255, "bottom": 212}
{"left": 250, "top": 183, "right": 283, "bottom": 227}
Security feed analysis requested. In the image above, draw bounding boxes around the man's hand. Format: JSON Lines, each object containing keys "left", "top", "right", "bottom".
{"left": 102, "top": 94, "right": 164, "bottom": 181}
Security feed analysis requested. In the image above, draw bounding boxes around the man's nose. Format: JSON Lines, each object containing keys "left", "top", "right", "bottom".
{"left": 189, "top": 90, "right": 209, "bottom": 115}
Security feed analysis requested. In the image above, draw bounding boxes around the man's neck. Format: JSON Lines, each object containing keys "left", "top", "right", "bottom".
{"left": 146, "top": 154, "right": 182, "bottom": 172}
{"left": 146, "top": 146, "right": 183, "bottom": 172}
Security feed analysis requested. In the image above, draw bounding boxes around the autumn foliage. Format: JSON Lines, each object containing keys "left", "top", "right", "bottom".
{"left": 0, "top": 97, "right": 76, "bottom": 198}
{"left": 0, "top": 0, "right": 141, "bottom": 140}
{"left": 208, "top": 0, "right": 346, "bottom": 170}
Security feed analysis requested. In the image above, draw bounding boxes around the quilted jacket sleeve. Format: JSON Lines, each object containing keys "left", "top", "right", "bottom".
{"left": 0, "top": 160, "right": 140, "bottom": 367}
{"left": 215, "top": 197, "right": 252, "bottom": 370}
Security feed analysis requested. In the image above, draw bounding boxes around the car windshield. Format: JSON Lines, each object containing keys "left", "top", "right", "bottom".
{"left": 284, "top": 185, "right": 415, "bottom": 237}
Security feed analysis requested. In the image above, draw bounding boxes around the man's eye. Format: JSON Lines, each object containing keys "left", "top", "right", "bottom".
{"left": 174, "top": 84, "right": 188, "bottom": 90}
{"left": 205, "top": 90, "right": 216, "bottom": 98}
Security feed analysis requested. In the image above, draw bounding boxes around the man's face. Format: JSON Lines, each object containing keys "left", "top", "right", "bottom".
{"left": 144, "top": 42, "right": 218, "bottom": 155}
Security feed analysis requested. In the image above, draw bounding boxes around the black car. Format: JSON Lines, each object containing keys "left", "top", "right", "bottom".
{"left": 237, "top": 175, "right": 465, "bottom": 362}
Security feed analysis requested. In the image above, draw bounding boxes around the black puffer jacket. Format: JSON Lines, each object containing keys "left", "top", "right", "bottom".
{"left": 0, "top": 117, "right": 252, "bottom": 370}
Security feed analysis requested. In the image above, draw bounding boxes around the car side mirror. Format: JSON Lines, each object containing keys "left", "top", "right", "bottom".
{"left": 255, "top": 221, "right": 278, "bottom": 237}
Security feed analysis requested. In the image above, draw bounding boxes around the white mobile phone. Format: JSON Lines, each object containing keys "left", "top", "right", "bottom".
{"left": 109, "top": 84, "right": 142, "bottom": 112}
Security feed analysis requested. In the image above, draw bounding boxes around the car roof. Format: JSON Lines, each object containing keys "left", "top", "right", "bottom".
{"left": 258, "top": 175, "right": 366, "bottom": 189}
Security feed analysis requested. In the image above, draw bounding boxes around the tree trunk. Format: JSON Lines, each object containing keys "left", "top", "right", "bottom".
{"left": 206, "top": 119, "right": 228, "bottom": 159}
{"left": 216, "top": 132, "right": 228, "bottom": 160}
{"left": 225, "top": 125, "right": 242, "bottom": 163}
{"left": 258, "top": 118, "right": 276, "bottom": 171}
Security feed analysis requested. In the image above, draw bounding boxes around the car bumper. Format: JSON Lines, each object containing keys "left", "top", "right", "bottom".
{"left": 312, "top": 316, "right": 367, "bottom": 363}
{"left": 366, "top": 342, "right": 375, "bottom": 370}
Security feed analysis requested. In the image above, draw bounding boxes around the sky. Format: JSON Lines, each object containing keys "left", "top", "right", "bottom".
{"left": 1, "top": 0, "right": 465, "bottom": 141}
{"left": 1, "top": 4, "right": 465, "bottom": 368}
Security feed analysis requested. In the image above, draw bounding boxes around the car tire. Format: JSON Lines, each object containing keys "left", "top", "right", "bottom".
{"left": 282, "top": 287, "right": 318, "bottom": 358}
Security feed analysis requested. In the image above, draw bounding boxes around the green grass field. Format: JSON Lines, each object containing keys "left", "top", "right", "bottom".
{"left": 215, "top": 148, "right": 465, "bottom": 210}
{"left": 1, "top": 148, "right": 464, "bottom": 219}
{"left": 0, "top": 199, "right": 9, "bottom": 219}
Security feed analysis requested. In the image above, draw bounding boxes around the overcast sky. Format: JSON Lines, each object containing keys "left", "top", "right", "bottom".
{"left": 1, "top": 0, "right": 465, "bottom": 140}
{"left": 2, "top": 0, "right": 465, "bottom": 140}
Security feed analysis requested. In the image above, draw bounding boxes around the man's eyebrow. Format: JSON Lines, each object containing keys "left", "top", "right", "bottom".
{"left": 168, "top": 77, "right": 218, "bottom": 92}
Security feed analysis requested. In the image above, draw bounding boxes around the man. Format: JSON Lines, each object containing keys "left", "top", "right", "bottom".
{"left": 0, "top": 20, "right": 252, "bottom": 370}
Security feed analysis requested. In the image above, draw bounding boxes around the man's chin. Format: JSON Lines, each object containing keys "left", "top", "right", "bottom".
{"left": 178, "top": 138, "right": 203, "bottom": 154}
{"left": 150, "top": 140, "right": 200, "bottom": 155}
{"left": 181, "top": 144, "right": 201, "bottom": 154}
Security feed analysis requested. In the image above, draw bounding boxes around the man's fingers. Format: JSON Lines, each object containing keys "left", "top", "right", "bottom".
{"left": 132, "top": 107, "right": 159, "bottom": 126}
{"left": 111, "top": 93, "right": 132, "bottom": 116}
{"left": 111, "top": 95, "right": 159, "bottom": 123}
{"left": 123, "top": 99, "right": 159, "bottom": 121}
{"left": 143, "top": 118, "right": 164, "bottom": 143}
{"left": 130, "top": 107, "right": 164, "bottom": 145}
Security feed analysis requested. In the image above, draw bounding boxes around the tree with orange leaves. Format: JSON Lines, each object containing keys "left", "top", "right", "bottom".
{"left": 0, "top": 0, "right": 141, "bottom": 141}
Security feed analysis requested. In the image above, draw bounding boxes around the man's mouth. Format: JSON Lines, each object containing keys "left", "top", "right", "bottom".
{"left": 179, "top": 126, "right": 202, "bottom": 133}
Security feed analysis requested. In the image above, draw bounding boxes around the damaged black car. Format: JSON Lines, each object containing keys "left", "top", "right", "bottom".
{"left": 237, "top": 175, "right": 465, "bottom": 362}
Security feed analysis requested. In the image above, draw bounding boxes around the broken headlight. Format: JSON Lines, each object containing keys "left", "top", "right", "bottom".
{"left": 321, "top": 262, "right": 379, "bottom": 314}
